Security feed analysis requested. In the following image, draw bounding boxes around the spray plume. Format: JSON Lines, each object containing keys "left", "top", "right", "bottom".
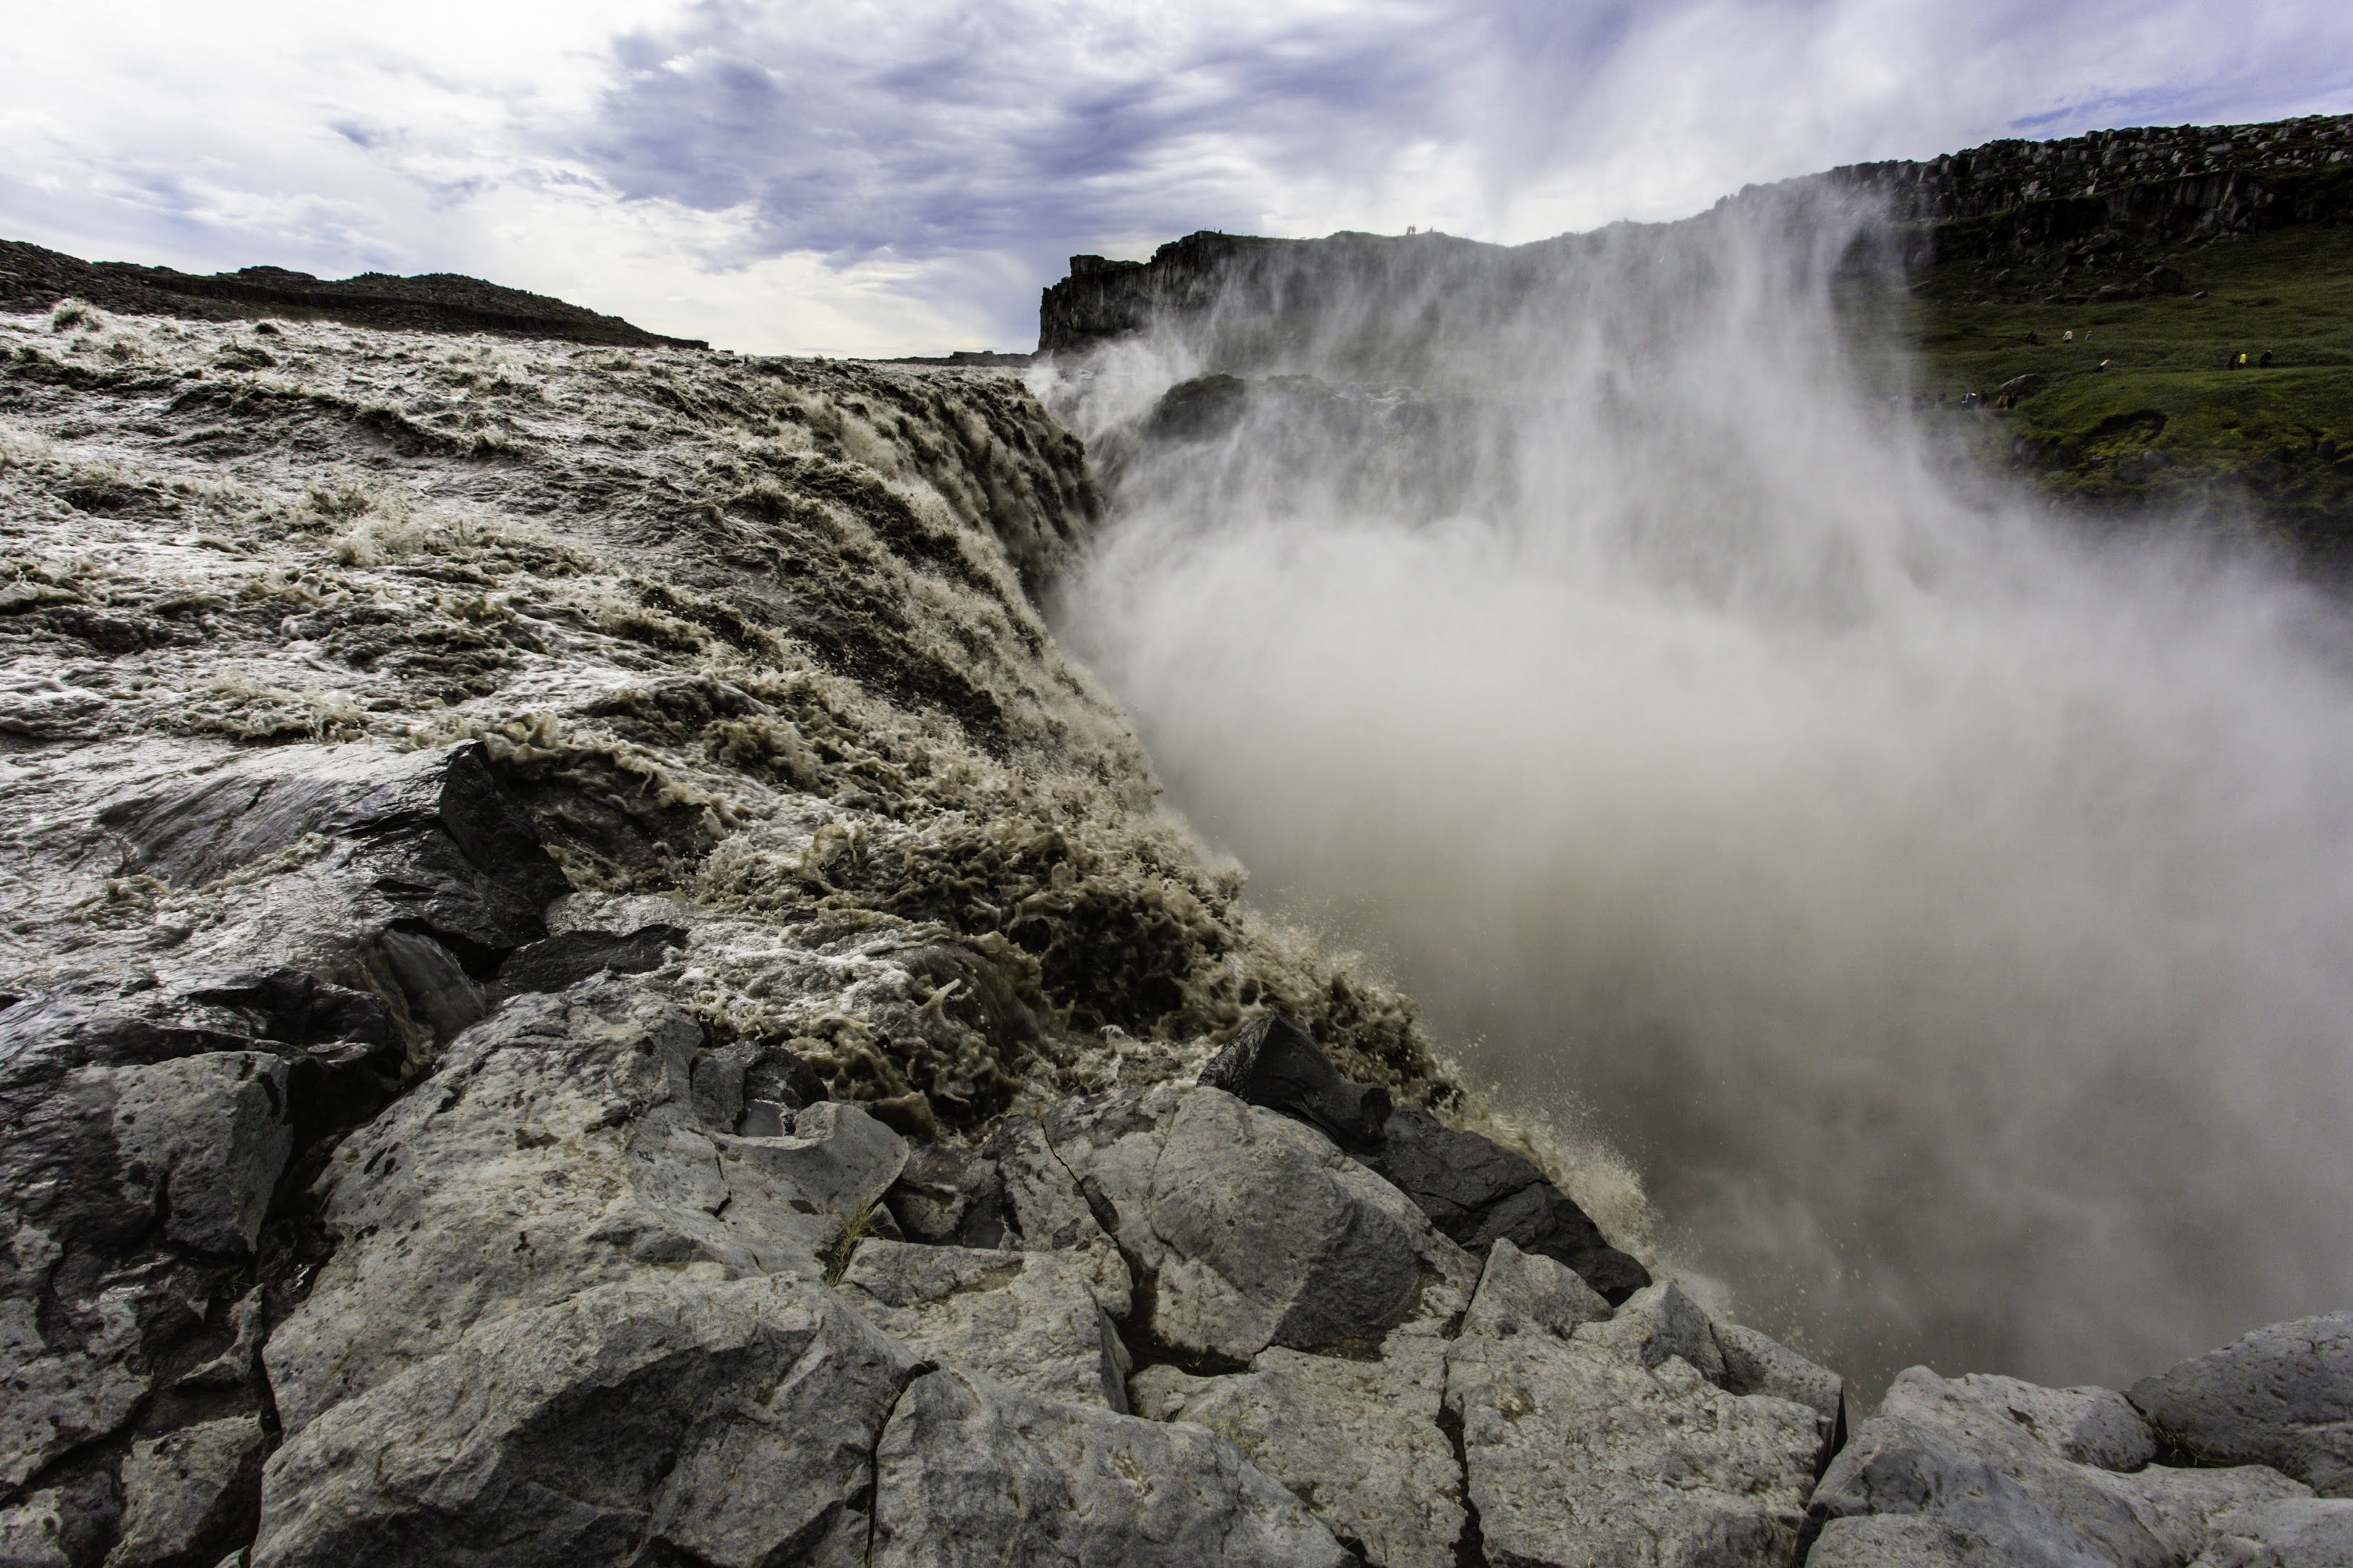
{"left": 1035, "top": 195, "right": 2353, "bottom": 1397}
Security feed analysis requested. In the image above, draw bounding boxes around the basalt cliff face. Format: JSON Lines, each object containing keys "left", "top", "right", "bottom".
{"left": 2, "top": 261, "right": 2350, "bottom": 1568}
{"left": 1040, "top": 114, "right": 2353, "bottom": 358}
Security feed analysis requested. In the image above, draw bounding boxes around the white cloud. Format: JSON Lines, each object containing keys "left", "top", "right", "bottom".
{"left": 3, "top": 0, "right": 2348, "bottom": 354}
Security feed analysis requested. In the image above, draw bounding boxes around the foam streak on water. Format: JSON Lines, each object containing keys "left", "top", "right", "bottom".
{"left": 1038, "top": 198, "right": 2353, "bottom": 1395}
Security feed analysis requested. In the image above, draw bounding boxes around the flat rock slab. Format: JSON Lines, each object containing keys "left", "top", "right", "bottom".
{"left": 108, "top": 1413, "right": 268, "bottom": 1568}
{"left": 2131, "top": 1315, "right": 2353, "bottom": 1497}
{"left": 1133, "top": 1339, "right": 1465, "bottom": 1568}
{"left": 1045, "top": 1085, "right": 1473, "bottom": 1362}
{"left": 263, "top": 980, "right": 905, "bottom": 1436}
{"left": 253, "top": 1272, "right": 913, "bottom": 1568}
{"left": 839, "top": 1240, "right": 1129, "bottom": 1410}
{"left": 869, "top": 1367, "right": 1352, "bottom": 1568}
{"left": 1815, "top": 1363, "right": 2318, "bottom": 1568}
{"left": 99, "top": 740, "right": 568, "bottom": 953}
{"left": 1446, "top": 1281, "right": 1824, "bottom": 1568}
{"left": 2191, "top": 1497, "right": 2353, "bottom": 1567}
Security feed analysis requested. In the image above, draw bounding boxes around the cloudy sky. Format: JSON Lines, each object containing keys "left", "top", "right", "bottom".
{"left": 6, "top": 1, "right": 2348, "bottom": 355}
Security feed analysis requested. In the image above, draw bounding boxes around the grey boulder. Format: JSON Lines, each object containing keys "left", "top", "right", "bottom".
{"left": 263, "top": 981, "right": 905, "bottom": 1436}
{"left": 986, "top": 1114, "right": 1132, "bottom": 1317}
{"left": 2131, "top": 1315, "right": 2353, "bottom": 1497}
{"left": 1446, "top": 1278, "right": 1825, "bottom": 1568}
{"left": 253, "top": 1272, "right": 913, "bottom": 1568}
{"left": 837, "top": 1240, "right": 1130, "bottom": 1410}
{"left": 1813, "top": 1364, "right": 2317, "bottom": 1568}
{"left": 1715, "top": 1319, "right": 1845, "bottom": 1435}
{"left": 111, "top": 1052, "right": 293, "bottom": 1255}
{"left": 1044, "top": 1085, "right": 1474, "bottom": 1362}
{"left": 1132, "top": 1338, "right": 1464, "bottom": 1568}
{"left": 1456, "top": 1235, "right": 1613, "bottom": 1343}
{"left": 868, "top": 1366, "right": 1351, "bottom": 1568}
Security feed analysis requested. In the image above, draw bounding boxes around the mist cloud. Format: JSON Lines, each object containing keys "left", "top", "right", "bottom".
{"left": 1039, "top": 204, "right": 2353, "bottom": 1396}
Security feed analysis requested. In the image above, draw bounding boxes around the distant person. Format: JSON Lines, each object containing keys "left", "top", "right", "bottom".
{"left": 2084, "top": 330, "right": 2094, "bottom": 343}
{"left": 2063, "top": 329, "right": 2075, "bottom": 343}
{"left": 2097, "top": 359, "right": 2111, "bottom": 373}
{"left": 2259, "top": 350, "right": 2274, "bottom": 368}
{"left": 2025, "top": 330, "right": 2040, "bottom": 344}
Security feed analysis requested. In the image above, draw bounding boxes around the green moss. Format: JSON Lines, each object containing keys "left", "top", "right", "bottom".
{"left": 1848, "top": 224, "right": 2353, "bottom": 553}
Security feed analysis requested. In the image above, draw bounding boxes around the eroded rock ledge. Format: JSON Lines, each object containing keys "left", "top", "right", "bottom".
{"left": 1, "top": 300, "right": 2346, "bottom": 1568}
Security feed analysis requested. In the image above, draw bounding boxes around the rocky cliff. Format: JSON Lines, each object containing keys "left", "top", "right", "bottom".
{"left": 3, "top": 278, "right": 2349, "bottom": 1568}
{"left": 1039, "top": 115, "right": 2353, "bottom": 358}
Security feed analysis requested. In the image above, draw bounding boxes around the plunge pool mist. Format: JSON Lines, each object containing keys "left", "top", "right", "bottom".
{"left": 1034, "top": 201, "right": 2353, "bottom": 1399}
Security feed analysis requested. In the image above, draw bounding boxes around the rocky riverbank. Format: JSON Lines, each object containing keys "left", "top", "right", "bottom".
{"left": 1, "top": 288, "right": 2348, "bottom": 1568}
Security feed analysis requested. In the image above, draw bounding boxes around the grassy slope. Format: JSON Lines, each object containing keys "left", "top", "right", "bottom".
{"left": 1857, "top": 226, "right": 2353, "bottom": 552}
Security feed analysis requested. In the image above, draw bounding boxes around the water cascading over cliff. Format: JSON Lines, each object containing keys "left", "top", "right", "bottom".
{"left": 1034, "top": 193, "right": 2353, "bottom": 1397}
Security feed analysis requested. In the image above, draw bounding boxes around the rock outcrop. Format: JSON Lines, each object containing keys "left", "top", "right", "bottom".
{"left": 1038, "top": 116, "right": 2353, "bottom": 360}
{"left": 2, "top": 277, "right": 2346, "bottom": 1568}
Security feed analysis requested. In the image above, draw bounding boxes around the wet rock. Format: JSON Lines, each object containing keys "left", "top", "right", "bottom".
{"left": 107, "top": 1414, "right": 268, "bottom": 1568}
{"left": 2130, "top": 1315, "right": 2353, "bottom": 1496}
{"left": 837, "top": 1240, "right": 1129, "bottom": 1410}
{"left": 262, "top": 980, "right": 906, "bottom": 1437}
{"left": 0, "top": 971, "right": 391, "bottom": 1507}
{"left": 1132, "top": 1338, "right": 1464, "bottom": 1568}
{"left": 984, "top": 1115, "right": 1129, "bottom": 1317}
{"left": 1195, "top": 1020, "right": 1646, "bottom": 1304}
{"left": 1045, "top": 1086, "right": 1472, "bottom": 1363}
{"left": 1369, "top": 1103, "right": 1651, "bottom": 1303}
{"left": 1198, "top": 1013, "right": 1391, "bottom": 1153}
{"left": 111, "top": 1051, "right": 293, "bottom": 1255}
{"left": 99, "top": 741, "right": 570, "bottom": 954}
{"left": 687, "top": 1036, "right": 828, "bottom": 1135}
{"left": 492, "top": 924, "right": 687, "bottom": 998}
{"left": 1445, "top": 1279, "right": 1825, "bottom": 1568}
{"left": 253, "top": 1272, "right": 913, "bottom": 1568}
{"left": 2190, "top": 1498, "right": 2353, "bottom": 1566}
{"left": 1812, "top": 1363, "right": 2316, "bottom": 1567}
{"left": 368, "top": 928, "right": 485, "bottom": 1048}
{"left": 867, "top": 1366, "right": 1352, "bottom": 1568}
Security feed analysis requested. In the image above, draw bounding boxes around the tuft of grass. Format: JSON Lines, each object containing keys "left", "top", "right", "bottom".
{"left": 821, "top": 1202, "right": 879, "bottom": 1287}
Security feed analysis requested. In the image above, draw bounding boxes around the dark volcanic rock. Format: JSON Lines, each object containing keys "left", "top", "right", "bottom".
{"left": 102, "top": 742, "right": 570, "bottom": 957}
{"left": 1198, "top": 1016, "right": 1650, "bottom": 1305}
{"left": 1198, "top": 1014, "right": 1390, "bottom": 1153}
{"left": 1372, "top": 1105, "right": 1652, "bottom": 1305}
{"left": 493, "top": 924, "right": 688, "bottom": 998}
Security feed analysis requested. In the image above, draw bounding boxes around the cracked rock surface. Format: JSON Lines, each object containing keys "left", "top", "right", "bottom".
{"left": 4, "top": 295, "right": 2346, "bottom": 1568}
